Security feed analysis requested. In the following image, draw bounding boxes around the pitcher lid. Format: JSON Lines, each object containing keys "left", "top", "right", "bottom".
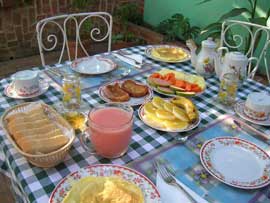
{"left": 226, "top": 51, "right": 248, "bottom": 61}
{"left": 202, "top": 37, "right": 216, "bottom": 48}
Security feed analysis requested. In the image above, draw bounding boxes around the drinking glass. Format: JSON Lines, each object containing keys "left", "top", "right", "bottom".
{"left": 218, "top": 73, "right": 238, "bottom": 105}
{"left": 80, "top": 103, "right": 133, "bottom": 158}
{"left": 62, "top": 73, "right": 81, "bottom": 110}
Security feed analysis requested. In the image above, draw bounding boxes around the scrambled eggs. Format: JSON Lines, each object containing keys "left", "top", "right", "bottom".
{"left": 62, "top": 176, "right": 144, "bottom": 203}
{"left": 151, "top": 47, "right": 188, "bottom": 61}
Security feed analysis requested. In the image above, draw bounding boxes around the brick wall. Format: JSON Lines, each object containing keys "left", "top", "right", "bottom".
{"left": 0, "top": 0, "right": 144, "bottom": 62}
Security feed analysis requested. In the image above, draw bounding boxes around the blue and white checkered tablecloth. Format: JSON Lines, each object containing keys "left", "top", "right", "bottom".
{"left": 0, "top": 46, "right": 269, "bottom": 203}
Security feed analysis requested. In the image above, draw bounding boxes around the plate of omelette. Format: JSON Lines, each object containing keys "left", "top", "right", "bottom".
{"left": 49, "top": 164, "right": 161, "bottom": 203}
{"left": 145, "top": 45, "right": 190, "bottom": 63}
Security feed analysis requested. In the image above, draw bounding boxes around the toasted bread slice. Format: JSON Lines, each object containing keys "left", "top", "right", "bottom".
{"left": 103, "top": 83, "right": 130, "bottom": 102}
{"left": 121, "top": 80, "right": 148, "bottom": 97}
{"left": 19, "top": 135, "right": 69, "bottom": 154}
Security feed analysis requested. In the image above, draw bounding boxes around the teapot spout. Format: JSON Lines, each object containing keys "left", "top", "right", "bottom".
{"left": 186, "top": 39, "right": 197, "bottom": 67}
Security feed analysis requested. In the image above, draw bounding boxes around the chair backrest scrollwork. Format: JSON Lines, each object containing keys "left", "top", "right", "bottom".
{"left": 36, "top": 12, "right": 113, "bottom": 66}
{"left": 220, "top": 20, "right": 270, "bottom": 84}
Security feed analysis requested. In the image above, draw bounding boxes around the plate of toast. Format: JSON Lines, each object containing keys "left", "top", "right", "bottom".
{"left": 99, "top": 79, "right": 153, "bottom": 106}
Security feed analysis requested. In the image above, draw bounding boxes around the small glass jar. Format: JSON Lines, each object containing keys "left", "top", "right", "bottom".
{"left": 218, "top": 73, "right": 238, "bottom": 105}
{"left": 62, "top": 73, "right": 81, "bottom": 110}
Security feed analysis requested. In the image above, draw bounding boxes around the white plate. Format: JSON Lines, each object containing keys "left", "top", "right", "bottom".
{"left": 49, "top": 164, "right": 161, "bottom": 203}
{"left": 234, "top": 101, "right": 270, "bottom": 126}
{"left": 145, "top": 45, "right": 191, "bottom": 63}
{"left": 4, "top": 79, "right": 49, "bottom": 99}
{"left": 200, "top": 137, "right": 270, "bottom": 189}
{"left": 71, "top": 56, "right": 117, "bottom": 75}
{"left": 138, "top": 102, "right": 201, "bottom": 133}
{"left": 99, "top": 80, "right": 153, "bottom": 106}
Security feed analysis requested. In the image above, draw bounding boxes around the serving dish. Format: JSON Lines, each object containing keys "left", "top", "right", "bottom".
{"left": 200, "top": 137, "right": 270, "bottom": 189}
{"left": 147, "top": 68, "right": 206, "bottom": 97}
{"left": 145, "top": 45, "right": 190, "bottom": 63}
{"left": 0, "top": 102, "right": 75, "bottom": 167}
{"left": 99, "top": 80, "right": 153, "bottom": 106}
{"left": 71, "top": 56, "right": 117, "bottom": 75}
{"left": 138, "top": 97, "right": 201, "bottom": 133}
{"left": 49, "top": 164, "right": 161, "bottom": 203}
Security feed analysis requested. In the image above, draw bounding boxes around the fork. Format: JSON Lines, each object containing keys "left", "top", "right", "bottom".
{"left": 155, "top": 160, "right": 198, "bottom": 203}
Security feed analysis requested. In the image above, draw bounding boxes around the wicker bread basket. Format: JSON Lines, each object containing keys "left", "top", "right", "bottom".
{"left": 1, "top": 102, "right": 75, "bottom": 168}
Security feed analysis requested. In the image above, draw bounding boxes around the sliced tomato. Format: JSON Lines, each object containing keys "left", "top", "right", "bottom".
{"left": 150, "top": 73, "right": 162, "bottom": 78}
{"left": 175, "top": 80, "right": 186, "bottom": 88}
{"left": 185, "top": 83, "right": 192, "bottom": 91}
{"left": 191, "top": 86, "right": 202, "bottom": 92}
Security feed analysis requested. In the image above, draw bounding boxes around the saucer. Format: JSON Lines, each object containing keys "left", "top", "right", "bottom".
{"left": 4, "top": 80, "right": 49, "bottom": 99}
{"left": 234, "top": 101, "right": 270, "bottom": 126}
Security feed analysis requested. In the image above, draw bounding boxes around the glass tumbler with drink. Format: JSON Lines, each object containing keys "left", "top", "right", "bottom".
{"left": 61, "top": 73, "right": 86, "bottom": 131}
{"left": 80, "top": 103, "right": 134, "bottom": 159}
{"left": 218, "top": 73, "right": 238, "bottom": 105}
{"left": 62, "top": 73, "right": 81, "bottom": 110}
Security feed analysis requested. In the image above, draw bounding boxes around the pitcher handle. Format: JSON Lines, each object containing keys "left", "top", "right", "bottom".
{"left": 217, "top": 47, "right": 229, "bottom": 55}
{"left": 79, "top": 130, "right": 96, "bottom": 155}
{"left": 247, "top": 57, "right": 259, "bottom": 79}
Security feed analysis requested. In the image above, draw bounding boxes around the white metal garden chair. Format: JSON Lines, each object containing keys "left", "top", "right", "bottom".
{"left": 36, "top": 12, "right": 113, "bottom": 66}
{"left": 220, "top": 19, "right": 270, "bottom": 84}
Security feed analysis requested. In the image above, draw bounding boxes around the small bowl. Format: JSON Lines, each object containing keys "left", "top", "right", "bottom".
{"left": 244, "top": 92, "right": 270, "bottom": 121}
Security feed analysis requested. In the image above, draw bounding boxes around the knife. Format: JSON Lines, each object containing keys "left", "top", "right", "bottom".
{"left": 233, "top": 119, "right": 270, "bottom": 144}
{"left": 113, "top": 53, "right": 142, "bottom": 69}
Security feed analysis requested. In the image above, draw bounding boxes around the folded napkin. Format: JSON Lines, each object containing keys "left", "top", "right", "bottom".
{"left": 156, "top": 173, "right": 209, "bottom": 203}
{"left": 114, "top": 53, "right": 143, "bottom": 68}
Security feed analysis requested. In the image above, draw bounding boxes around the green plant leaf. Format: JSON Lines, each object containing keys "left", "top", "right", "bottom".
{"left": 247, "top": 0, "right": 254, "bottom": 10}
{"left": 218, "top": 8, "right": 251, "bottom": 22}
{"left": 249, "top": 17, "right": 267, "bottom": 26}
{"left": 201, "top": 22, "right": 222, "bottom": 34}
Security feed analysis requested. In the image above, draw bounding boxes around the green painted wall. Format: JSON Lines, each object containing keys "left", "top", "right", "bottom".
{"left": 144, "top": 0, "right": 269, "bottom": 28}
{"left": 144, "top": 0, "right": 270, "bottom": 75}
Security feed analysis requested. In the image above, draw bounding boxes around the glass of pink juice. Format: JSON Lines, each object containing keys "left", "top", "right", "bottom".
{"left": 80, "top": 103, "right": 133, "bottom": 158}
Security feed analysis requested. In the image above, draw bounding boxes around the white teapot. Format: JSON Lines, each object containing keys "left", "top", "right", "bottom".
{"left": 214, "top": 47, "right": 253, "bottom": 83}
{"left": 186, "top": 37, "right": 217, "bottom": 78}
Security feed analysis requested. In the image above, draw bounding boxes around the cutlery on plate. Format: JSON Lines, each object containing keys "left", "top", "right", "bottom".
{"left": 154, "top": 160, "right": 198, "bottom": 203}
{"left": 233, "top": 119, "right": 270, "bottom": 144}
{"left": 113, "top": 53, "right": 142, "bottom": 69}
{"left": 117, "top": 52, "right": 142, "bottom": 65}
{"left": 46, "top": 68, "right": 65, "bottom": 78}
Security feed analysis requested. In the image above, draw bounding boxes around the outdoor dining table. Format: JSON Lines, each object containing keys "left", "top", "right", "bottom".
{"left": 0, "top": 45, "right": 270, "bottom": 203}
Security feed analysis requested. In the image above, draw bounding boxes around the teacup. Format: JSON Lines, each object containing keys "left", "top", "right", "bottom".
{"left": 11, "top": 70, "right": 40, "bottom": 96}
{"left": 244, "top": 92, "right": 270, "bottom": 120}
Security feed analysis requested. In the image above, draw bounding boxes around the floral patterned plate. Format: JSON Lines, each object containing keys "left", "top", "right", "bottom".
{"left": 4, "top": 79, "right": 49, "bottom": 99}
{"left": 138, "top": 102, "right": 201, "bottom": 133}
{"left": 200, "top": 137, "right": 270, "bottom": 189}
{"left": 145, "top": 45, "right": 191, "bottom": 63}
{"left": 99, "top": 80, "right": 153, "bottom": 106}
{"left": 71, "top": 56, "right": 117, "bottom": 75}
{"left": 49, "top": 164, "right": 161, "bottom": 203}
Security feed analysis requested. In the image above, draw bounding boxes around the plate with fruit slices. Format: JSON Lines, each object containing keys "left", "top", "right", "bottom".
{"left": 99, "top": 79, "right": 153, "bottom": 106}
{"left": 138, "top": 96, "right": 201, "bottom": 132}
{"left": 147, "top": 68, "right": 206, "bottom": 97}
